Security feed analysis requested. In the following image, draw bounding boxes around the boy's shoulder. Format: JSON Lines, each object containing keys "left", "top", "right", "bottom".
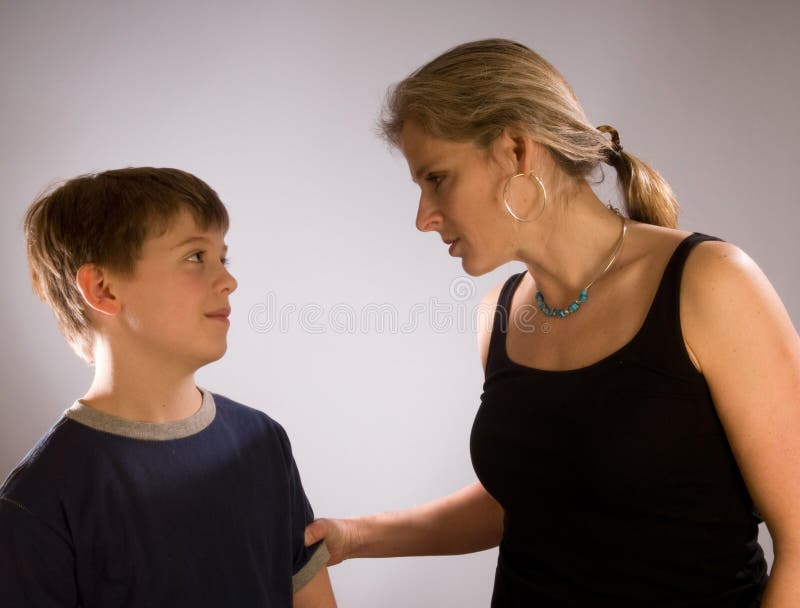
{"left": 0, "top": 412, "right": 83, "bottom": 529}
{"left": 210, "top": 390, "right": 289, "bottom": 442}
{"left": 211, "top": 390, "right": 276, "bottom": 422}
{"left": 2, "top": 414, "right": 73, "bottom": 488}
{"left": 209, "top": 391, "right": 302, "bottom": 472}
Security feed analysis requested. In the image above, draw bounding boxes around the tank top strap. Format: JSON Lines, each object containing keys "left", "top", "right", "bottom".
{"left": 485, "top": 271, "right": 526, "bottom": 376}
{"left": 629, "top": 232, "right": 724, "bottom": 375}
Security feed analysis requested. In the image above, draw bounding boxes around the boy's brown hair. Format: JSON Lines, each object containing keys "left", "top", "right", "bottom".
{"left": 24, "top": 167, "right": 229, "bottom": 364}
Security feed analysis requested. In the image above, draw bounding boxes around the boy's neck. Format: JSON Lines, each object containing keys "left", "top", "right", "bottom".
{"left": 81, "top": 347, "right": 203, "bottom": 423}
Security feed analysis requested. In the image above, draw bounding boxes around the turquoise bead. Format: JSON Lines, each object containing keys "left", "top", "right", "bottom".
{"left": 536, "top": 288, "right": 591, "bottom": 319}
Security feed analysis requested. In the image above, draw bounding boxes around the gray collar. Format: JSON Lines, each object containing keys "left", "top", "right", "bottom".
{"left": 66, "top": 388, "right": 216, "bottom": 441}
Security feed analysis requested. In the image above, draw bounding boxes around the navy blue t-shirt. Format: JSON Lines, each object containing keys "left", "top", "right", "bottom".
{"left": 0, "top": 389, "right": 327, "bottom": 607}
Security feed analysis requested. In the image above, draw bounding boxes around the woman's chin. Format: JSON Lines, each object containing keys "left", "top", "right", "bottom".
{"left": 459, "top": 256, "right": 495, "bottom": 278}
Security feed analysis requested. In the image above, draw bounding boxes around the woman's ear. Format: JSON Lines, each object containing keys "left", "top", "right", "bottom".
{"left": 76, "top": 263, "right": 121, "bottom": 316}
{"left": 494, "top": 126, "right": 541, "bottom": 174}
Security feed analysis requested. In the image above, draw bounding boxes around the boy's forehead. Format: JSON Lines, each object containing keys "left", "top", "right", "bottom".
{"left": 147, "top": 208, "right": 227, "bottom": 250}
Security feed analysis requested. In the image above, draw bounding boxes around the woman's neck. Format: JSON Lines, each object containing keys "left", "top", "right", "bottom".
{"left": 515, "top": 181, "right": 628, "bottom": 304}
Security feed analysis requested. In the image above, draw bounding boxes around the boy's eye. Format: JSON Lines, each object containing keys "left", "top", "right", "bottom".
{"left": 187, "top": 251, "right": 230, "bottom": 266}
{"left": 426, "top": 174, "right": 444, "bottom": 190}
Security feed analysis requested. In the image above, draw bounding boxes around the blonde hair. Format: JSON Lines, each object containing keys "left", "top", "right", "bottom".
{"left": 24, "top": 167, "right": 229, "bottom": 364}
{"left": 380, "top": 39, "right": 679, "bottom": 228}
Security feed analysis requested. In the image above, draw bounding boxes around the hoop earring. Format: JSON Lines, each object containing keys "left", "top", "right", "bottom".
{"left": 503, "top": 172, "right": 547, "bottom": 223}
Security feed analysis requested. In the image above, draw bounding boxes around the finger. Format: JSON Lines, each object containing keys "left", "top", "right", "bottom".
{"left": 304, "top": 519, "right": 324, "bottom": 546}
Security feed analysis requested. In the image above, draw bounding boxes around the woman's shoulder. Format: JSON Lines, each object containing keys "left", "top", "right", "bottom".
{"left": 679, "top": 235, "right": 767, "bottom": 314}
{"left": 626, "top": 221, "right": 757, "bottom": 315}
{"left": 622, "top": 221, "right": 691, "bottom": 261}
{"left": 626, "top": 223, "right": 759, "bottom": 374}
{"left": 621, "top": 221, "right": 745, "bottom": 277}
{"left": 663, "top": 227, "right": 777, "bottom": 375}
{"left": 635, "top": 221, "right": 755, "bottom": 293}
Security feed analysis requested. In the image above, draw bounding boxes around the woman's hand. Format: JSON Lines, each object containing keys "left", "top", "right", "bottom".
{"left": 305, "top": 518, "right": 360, "bottom": 566}
{"left": 303, "top": 483, "right": 503, "bottom": 563}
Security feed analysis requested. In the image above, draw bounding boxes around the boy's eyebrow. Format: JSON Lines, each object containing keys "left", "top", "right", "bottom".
{"left": 412, "top": 163, "right": 431, "bottom": 182}
{"left": 171, "top": 236, "right": 228, "bottom": 254}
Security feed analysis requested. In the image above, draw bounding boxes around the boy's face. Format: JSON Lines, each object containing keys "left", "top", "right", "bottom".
{"left": 109, "top": 207, "right": 237, "bottom": 372}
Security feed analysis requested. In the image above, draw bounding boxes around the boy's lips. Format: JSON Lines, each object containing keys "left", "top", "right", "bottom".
{"left": 205, "top": 307, "right": 231, "bottom": 320}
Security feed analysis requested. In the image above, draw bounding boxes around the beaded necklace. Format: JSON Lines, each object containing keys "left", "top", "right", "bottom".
{"left": 535, "top": 209, "right": 627, "bottom": 319}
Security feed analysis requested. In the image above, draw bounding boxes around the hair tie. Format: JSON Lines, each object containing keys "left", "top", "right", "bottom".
{"left": 597, "top": 124, "right": 623, "bottom": 154}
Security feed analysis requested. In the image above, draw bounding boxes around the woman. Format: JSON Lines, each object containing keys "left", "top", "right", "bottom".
{"left": 306, "top": 39, "right": 800, "bottom": 606}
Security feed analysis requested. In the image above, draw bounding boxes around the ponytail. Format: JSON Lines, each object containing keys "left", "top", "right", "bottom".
{"left": 607, "top": 148, "right": 680, "bottom": 228}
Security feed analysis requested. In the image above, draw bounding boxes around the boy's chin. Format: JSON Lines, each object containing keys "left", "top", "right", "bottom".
{"left": 194, "top": 345, "right": 228, "bottom": 368}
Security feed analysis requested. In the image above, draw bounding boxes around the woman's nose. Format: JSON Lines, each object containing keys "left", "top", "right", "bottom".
{"left": 415, "top": 195, "right": 442, "bottom": 232}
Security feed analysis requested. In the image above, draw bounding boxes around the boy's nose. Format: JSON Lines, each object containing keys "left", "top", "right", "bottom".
{"left": 220, "top": 268, "right": 237, "bottom": 294}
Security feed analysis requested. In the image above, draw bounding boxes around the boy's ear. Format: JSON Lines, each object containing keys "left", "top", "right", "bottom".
{"left": 75, "top": 263, "right": 121, "bottom": 316}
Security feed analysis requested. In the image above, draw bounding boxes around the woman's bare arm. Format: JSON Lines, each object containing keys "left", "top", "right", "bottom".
{"left": 304, "top": 481, "right": 503, "bottom": 564}
{"left": 683, "top": 241, "right": 800, "bottom": 606}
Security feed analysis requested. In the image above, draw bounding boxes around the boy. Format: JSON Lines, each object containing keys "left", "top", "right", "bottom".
{"left": 0, "top": 168, "right": 335, "bottom": 607}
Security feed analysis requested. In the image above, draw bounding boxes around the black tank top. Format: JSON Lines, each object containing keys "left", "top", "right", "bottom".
{"left": 470, "top": 233, "right": 768, "bottom": 607}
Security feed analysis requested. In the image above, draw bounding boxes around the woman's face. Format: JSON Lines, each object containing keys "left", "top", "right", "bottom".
{"left": 400, "top": 119, "right": 516, "bottom": 276}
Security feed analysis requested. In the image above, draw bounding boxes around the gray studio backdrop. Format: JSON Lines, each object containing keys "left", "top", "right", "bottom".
{"left": 2, "top": 1, "right": 798, "bottom": 606}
